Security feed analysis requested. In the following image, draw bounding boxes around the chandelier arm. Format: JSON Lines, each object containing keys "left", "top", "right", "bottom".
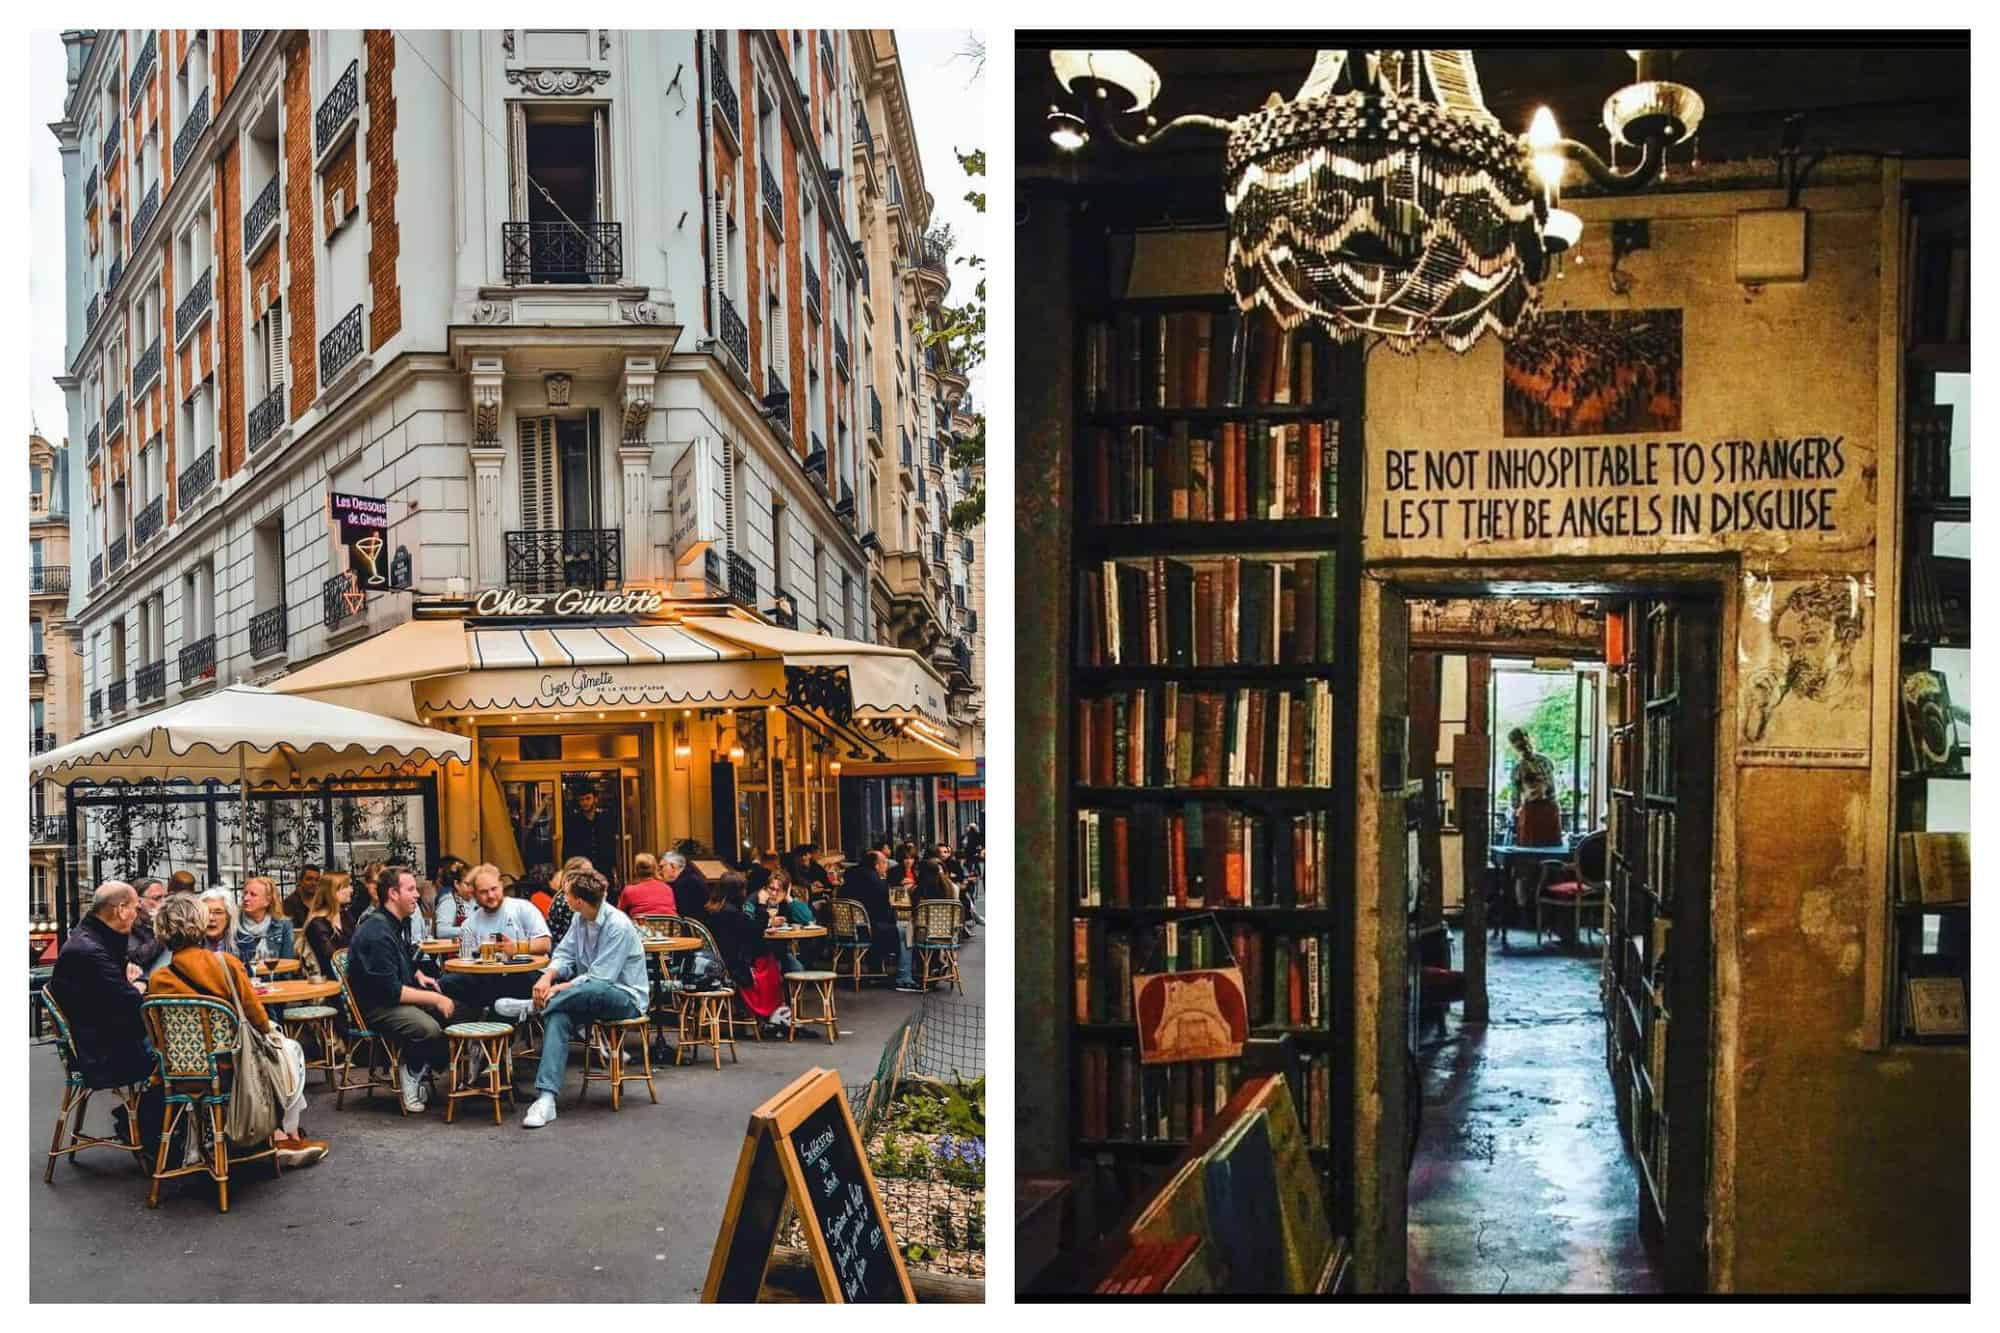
{"left": 1556, "top": 137, "right": 1662, "bottom": 192}
{"left": 1097, "top": 108, "right": 1233, "bottom": 152}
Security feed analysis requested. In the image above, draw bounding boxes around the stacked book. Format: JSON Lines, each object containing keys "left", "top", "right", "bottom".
{"left": 1075, "top": 683, "right": 1335, "bottom": 788}
{"left": 1081, "top": 307, "right": 1337, "bottom": 413}
{"left": 1073, "top": 805, "right": 1333, "bottom": 908}
{"left": 1905, "top": 404, "right": 1957, "bottom": 500}
{"left": 1077, "top": 555, "right": 1339, "bottom": 666}
{"left": 1075, "top": 1042, "right": 1334, "bottom": 1150}
{"left": 1081, "top": 419, "right": 1340, "bottom": 524}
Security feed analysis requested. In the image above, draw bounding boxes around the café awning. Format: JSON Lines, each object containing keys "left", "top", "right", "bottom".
{"left": 269, "top": 607, "right": 955, "bottom": 735}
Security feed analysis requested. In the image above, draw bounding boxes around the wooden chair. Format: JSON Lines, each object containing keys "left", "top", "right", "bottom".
{"left": 580, "top": 1016, "right": 658, "bottom": 1110}
{"left": 651, "top": 915, "right": 719, "bottom": 1032}
{"left": 39, "top": 990, "right": 147, "bottom": 1184}
{"left": 677, "top": 990, "right": 738, "bottom": 1069}
{"left": 329, "top": 949, "right": 406, "bottom": 1111}
{"left": 138, "top": 997, "right": 282, "bottom": 1212}
{"left": 912, "top": 900, "right": 965, "bottom": 993}
{"left": 831, "top": 899, "right": 892, "bottom": 992}
{"left": 1536, "top": 830, "right": 1609, "bottom": 950}
{"left": 442, "top": 1020, "right": 516, "bottom": 1125}
{"left": 785, "top": 970, "right": 839, "bottom": 1044}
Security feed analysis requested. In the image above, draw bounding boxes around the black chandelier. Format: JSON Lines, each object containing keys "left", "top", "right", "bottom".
{"left": 1049, "top": 48, "right": 1703, "bottom": 354}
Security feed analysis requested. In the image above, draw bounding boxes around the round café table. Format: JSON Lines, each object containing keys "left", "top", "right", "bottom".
{"left": 765, "top": 925, "right": 827, "bottom": 958}
{"left": 418, "top": 939, "right": 459, "bottom": 957}
{"left": 644, "top": 936, "right": 705, "bottom": 956}
{"left": 252, "top": 978, "right": 341, "bottom": 1005}
{"left": 442, "top": 955, "right": 548, "bottom": 975}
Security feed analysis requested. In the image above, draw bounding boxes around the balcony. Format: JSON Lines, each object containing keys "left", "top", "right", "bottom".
{"left": 84, "top": 166, "right": 98, "bottom": 209}
{"left": 173, "top": 86, "right": 211, "bottom": 173}
{"left": 108, "top": 677, "right": 128, "bottom": 713}
{"left": 323, "top": 572, "right": 362, "bottom": 631}
{"left": 133, "top": 334, "right": 162, "bottom": 394}
{"left": 320, "top": 303, "right": 364, "bottom": 386}
{"left": 135, "top": 659, "right": 166, "bottom": 703}
{"left": 178, "top": 632, "right": 216, "bottom": 686}
{"left": 106, "top": 393, "right": 125, "bottom": 441}
{"left": 86, "top": 423, "right": 100, "bottom": 461}
{"left": 31, "top": 814, "right": 70, "bottom": 846}
{"left": 106, "top": 252, "right": 125, "bottom": 295}
{"left": 179, "top": 445, "right": 216, "bottom": 507}
{"left": 805, "top": 436, "right": 826, "bottom": 478}
{"left": 90, "top": 554, "right": 103, "bottom": 589}
{"left": 900, "top": 428, "right": 911, "bottom": 467}
{"left": 717, "top": 294, "right": 748, "bottom": 371}
{"left": 315, "top": 58, "right": 360, "bottom": 158}
{"left": 101, "top": 116, "right": 120, "bottom": 169}
{"left": 835, "top": 481, "right": 855, "bottom": 523}
{"left": 869, "top": 388, "right": 882, "bottom": 440}
{"left": 128, "top": 30, "right": 157, "bottom": 103}
{"left": 710, "top": 41, "right": 740, "bottom": 143}
{"left": 834, "top": 324, "right": 849, "bottom": 377}
{"left": 134, "top": 180, "right": 162, "bottom": 243}
{"left": 805, "top": 256, "right": 821, "bottom": 317}
{"left": 761, "top": 160, "right": 784, "bottom": 234}
{"left": 249, "top": 603, "right": 288, "bottom": 661}
{"left": 108, "top": 534, "right": 127, "bottom": 573}
{"left": 854, "top": 108, "right": 875, "bottom": 154}
{"left": 914, "top": 229, "right": 950, "bottom": 304}
{"left": 86, "top": 295, "right": 99, "bottom": 335}
{"left": 133, "top": 494, "right": 163, "bottom": 548}
{"left": 30, "top": 729, "right": 56, "bottom": 755}
{"left": 30, "top": 565, "right": 69, "bottom": 597}
{"left": 244, "top": 174, "right": 280, "bottom": 257}
{"left": 31, "top": 652, "right": 48, "bottom": 676}
{"left": 727, "top": 549, "right": 756, "bottom": 609}
{"left": 502, "top": 220, "right": 623, "bottom": 285}
{"left": 175, "top": 267, "right": 214, "bottom": 342}
{"left": 248, "top": 383, "right": 287, "bottom": 453}
{"left": 931, "top": 533, "right": 948, "bottom": 567}
{"left": 242, "top": 30, "right": 266, "bottom": 57}
{"left": 504, "top": 528, "right": 622, "bottom": 595}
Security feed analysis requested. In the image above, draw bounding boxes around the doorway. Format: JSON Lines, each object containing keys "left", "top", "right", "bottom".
{"left": 487, "top": 726, "right": 651, "bottom": 886}
{"left": 1389, "top": 581, "right": 1718, "bottom": 1295}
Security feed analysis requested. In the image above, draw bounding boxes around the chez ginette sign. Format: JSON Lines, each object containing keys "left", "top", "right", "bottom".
{"left": 473, "top": 587, "right": 667, "bottom": 617}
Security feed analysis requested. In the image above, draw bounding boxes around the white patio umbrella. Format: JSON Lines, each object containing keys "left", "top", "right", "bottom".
{"left": 30, "top": 683, "right": 471, "bottom": 881}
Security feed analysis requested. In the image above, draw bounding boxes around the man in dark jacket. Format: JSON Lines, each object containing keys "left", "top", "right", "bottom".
{"left": 840, "top": 851, "right": 920, "bottom": 992}
{"left": 562, "top": 788, "right": 621, "bottom": 893}
{"left": 48, "top": 882, "right": 163, "bottom": 1149}
{"left": 126, "top": 878, "right": 169, "bottom": 975}
{"left": 663, "top": 852, "right": 709, "bottom": 930}
{"left": 346, "top": 868, "right": 454, "bottom": 1112}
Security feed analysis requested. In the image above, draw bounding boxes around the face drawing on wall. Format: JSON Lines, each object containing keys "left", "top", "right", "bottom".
{"left": 1745, "top": 579, "right": 1867, "bottom": 743}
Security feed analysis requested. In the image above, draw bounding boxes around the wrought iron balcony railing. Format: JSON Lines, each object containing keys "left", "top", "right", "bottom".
{"left": 805, "top": 256, "right": 820, "bottom": 316}
{"left": 179, "top": 445, "right": 215, "bottom": 507}
{"left": 855, "top": 108, "right": 875, "bottom": 153}
{"left": 108, "top": 677, "right": 128, "bottom": 713}
{"left": 323, "top": 572, "right": 361, "bottom": 630}
{"left": 761, "top": 160, "right": 783, "bottom": 233}
{"left": 248, "top": 383, "right": 287, "bottom": 452}
{"left": 174, "top": 86, "right": 211, "bottom": 173}
{"left": 932, "top": 533, "right": 947, "bottom": 565}
{"left": 710, "top": 41, "right": 740, "bottom": 141}
{"left": 30, "top": 729, "right": 56, "bottom": 755}
{"left": 135, "top": 659, "right": 166, "bottom": 702}
{"left": 727, "top": 549, "right": 756, "bottom": 608}
{"left": 805, "top": 437, "right": 826, "bottom": 478}
{"left": 30, "top": 565, "right": 70, "bottom": 596}
{"left": 718, "top": 294, "right": 748, "bottom": 371}
{"left": 128, "top": 30, "right": 157, "bottom": 103}
{"left": 241, "top": 29, "right": 266, "bottom": 57}
{"left": 920, "top": 227, "right": 952, "bottom": 274}
{"left": 836, "top": 481, "right": 855, "bottom": 521}
{"left": 954, "top": 639, "right": 973, "bottom": 680}
{"left": 101, "top": 116, "right": 120, "bottom": 169}
{"left": 134, "top": 179, "right": 160, "bottom": 245}
{"left": 105, "top": 393, "right": 125, "bottom": 441}
{"left": 30, "top": 652, "right": 48, "bottom": 676}
{"left": 86, "top": 294, "right": 99, "bottom": 334}
{"left": 31, "top": 813, "right": 70, "bottom": 845}
{"left": 834, "top": 324, "right": 849, "bottom": 376}
{"left": 107, "top": 252, "right": 124, "bottom": 294}
{"left": 244, "top": 174, "right": 280, "bottom": 255}
{"left": 86, "top": 423, "right": 101, "bottom": 460}
{"left": 108, "top": 534, "right": 127, "bottom": 573}
{"left": 320, "top": 303, "right": 364, "bottom": 385}
{"left": 176, "top": 267, "right": 214, "bottom": 339}
{"left": 869, "top": 387, "right": 882, "bottom": 438}
{"left": 133, "top": 334, "right": 162, "bottom": 393}
{"left": 133, "top": 494, "right": 163, "bottom": 548}
{"left": 503, "top": 527, "right": 622, "bottom": 594}
{"left": 316, "top": 59, "right": 360, "bottom": 157}
{"left": 89, "top": 554, "right": 103, "bottom": 589}
{"left": 250, "top": 603, "right": 288, "bottom": 660}
{"left": 84, "top": 167, "right": 97, "bottom": 209}
{"left": 178, "top": 632, "right": 216, "bottom": 686}
{"left": 502, "top": 220, "right": 622, "bottom": 285}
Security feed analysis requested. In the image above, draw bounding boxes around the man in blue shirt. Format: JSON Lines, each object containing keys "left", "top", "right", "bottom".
{"left": 496, "top": 867, "right": 646, "bottom": 1128}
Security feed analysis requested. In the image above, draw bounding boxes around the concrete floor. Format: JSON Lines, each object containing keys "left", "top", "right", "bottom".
{"left": 1407, "top": 931, "right": 1660, "bottom": 1295}
{"left": 30, "top": 939, "right": 982, "bottom": 1302}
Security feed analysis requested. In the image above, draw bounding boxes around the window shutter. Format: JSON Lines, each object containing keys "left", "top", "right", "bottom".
{"left": 712, "top": 194, "right": 730, "bottom": 306}
{"left": 723, "top": 440, "right": 739, "bottom": 555}
{"left": 508, "top": 103, "right": 529, "bottom": 222}
{"left": 592, "top": 107, "right": 609, "bottom": 224}
{"left": 518, "top": 416, "right": 557, "bottom": 531}
{"left": 267, "top": 301, "right": 287, "bottom": 395}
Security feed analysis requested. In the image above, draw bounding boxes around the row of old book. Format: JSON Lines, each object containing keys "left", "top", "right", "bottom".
{"left": 1076, "top": 684, "right": 1336, "bottom": 790}
{"left": 1904, "top": 554, "right": 1970, "bottom": 642}
{"left": 1645, "top": 710, "right": 1675, "bottom": 797}
{"left": 1896, "top": 831, "right": 1970, "bottom": 905}
{"left": 1078, "top": 556, "right": 1340, "bottom": 667}
{"left": 1647, "top": 808, "right": 1678, "bottom": 906}
{"left": 1074, "top": 806, "right": 1335, "bottom": 909}
{"left": 1075, "top": 1042, "right": 1335, "bottom": 1150}
{"left": 1081, "top": 419, "right": 1341, "bottom": 525}
{"left": 1072, "top": 920, "right": 1332, "bottom": 1030}
{"left": 1905, "top": 404, "right": 1960, "bottom": 501}
{"left": 1649, "top": 604, "right": 1680, "bottom": 696}
{"left": 1081, "top": 308, "right": 1338, "bottom": 414}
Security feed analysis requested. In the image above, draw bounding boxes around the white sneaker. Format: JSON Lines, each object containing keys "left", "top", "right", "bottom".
{"left": 397, "top": 1062, "right": 428, "bottom": 1113}
{"left": 494, "top": 996, "right": 531, "bottom": 1021}
{"left": 771, "top": 1005, "right": 794, "bottom": 1027}
{"left": 523, "top": 1092, "right": 558, "bottom": 1129}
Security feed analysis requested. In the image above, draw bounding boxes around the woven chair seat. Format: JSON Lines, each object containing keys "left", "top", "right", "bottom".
{"left": 283, "top": 1005, "right": 339, "bottom": 1020}
{"left": 688, "top": 988, "right": 735, "bottom": 998}
{"left": 445, "top": 1021, "right": 515, "bottom": 1038}
{"left": 597, "top": 1015, "right": 652, "bottom": 1027}
{"left": 789, "top": 970, "right": 839, "bottom": 982}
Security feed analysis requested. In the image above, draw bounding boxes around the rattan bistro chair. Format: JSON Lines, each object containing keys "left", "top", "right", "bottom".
{"left": 912, "top": 900, "right": 965, "bottom": 993}
{"left": 40, "top": 990, "right": 148, "bottom": 1184}
{"left": 329, "top": 949, "right": 406, "bottom": 1111}
{"left": 831, "top": 899, "right": 892, "bottom": 992}
{"left": 580, "top": 1015, "right": 658, "bottom": 1110}
{"left": 139, "top": 997, "right": 282, "bottom": 1212}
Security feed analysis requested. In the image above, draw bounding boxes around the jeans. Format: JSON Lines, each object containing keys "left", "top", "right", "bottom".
{"left": 534, "top": 978, "right": 641, "bottom": 1097}
{"left": 870, "top": 925, "right": 914, "bottom": 985}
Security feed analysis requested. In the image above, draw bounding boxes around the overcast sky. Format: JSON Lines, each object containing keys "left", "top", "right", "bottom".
{"left": 22, "top": 29, "right": 986, "bottom": 444}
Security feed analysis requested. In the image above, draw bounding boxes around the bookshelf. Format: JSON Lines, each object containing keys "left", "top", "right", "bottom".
{"left": 1602, "top": 594, "right": 1716, "bottom": 1286}
{"left": 1890, "top": 183, "right": 1970, "bottom": 1046}
{"left": 1067, "top": 291, "right": 1363, "bottom": 1238}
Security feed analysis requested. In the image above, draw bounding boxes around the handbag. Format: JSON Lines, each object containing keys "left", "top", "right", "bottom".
{"left": 210, "top": 958, "right": 299, "bottom": 1144}
{"left": 1130, "top": 914, "right": 1249, "bottom": 1066}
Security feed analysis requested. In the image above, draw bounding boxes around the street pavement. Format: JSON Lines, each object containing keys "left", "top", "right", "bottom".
{"left": 30, "top": 937, "right": 983, "bottom": 1302}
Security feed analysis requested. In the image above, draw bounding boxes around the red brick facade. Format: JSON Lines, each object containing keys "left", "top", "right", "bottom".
{"left": 283, "top": 33, "right": 317, "bottom": 413}
{"left": 364, "top": 29, "right": 400, "bottom": 351}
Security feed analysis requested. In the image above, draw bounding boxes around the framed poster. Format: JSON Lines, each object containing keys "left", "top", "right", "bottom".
{"left": 1738, "top": 574, "right": 1873, "bottom": 767}
{"left": 1503, "top": 308, "right": 1683, "bottom": 438}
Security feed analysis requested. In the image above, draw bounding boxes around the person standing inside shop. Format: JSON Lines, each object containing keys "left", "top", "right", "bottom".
{"left": 562, "top": 787, "right": 621, "bottom": 894}
{"left": 1507, "top": 727, "right": 1563, "bottom": 846}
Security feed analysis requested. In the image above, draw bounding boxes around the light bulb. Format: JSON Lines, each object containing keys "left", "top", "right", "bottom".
{"left": 1527, "top": 106, "right": 1566, "bottom": 198}
{"left": 1047, "top": 110, "right": 1088, "bottom": 152}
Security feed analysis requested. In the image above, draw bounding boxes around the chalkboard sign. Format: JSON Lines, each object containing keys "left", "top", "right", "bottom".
{"left": 703, "top": 1067, "right": 914, "bottom": 1303}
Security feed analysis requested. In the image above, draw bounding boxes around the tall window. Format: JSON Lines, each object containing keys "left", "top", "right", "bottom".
{"left": 812, "top": 540, "right": 826, "bottom": 626}
{"left": 517, "top": 413, "right": 603, "bottom": 531}
{"left": 253, "top": 298, "right": 287, "bottom": 403}
{"left": 508, "top": 103, "right": 614, "bottom": 283}
{"left": 253, "top": 514, "right": 286, "bottom": 616}
{"left": 770, "top": 497, "right": 791, "bottom": 593}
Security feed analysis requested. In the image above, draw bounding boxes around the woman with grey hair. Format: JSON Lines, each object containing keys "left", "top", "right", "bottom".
{"left": 147, "top": 893, "right": 328, "bottom": 1167}
{"left": 198, "top": 887, "right": 237, "bottom": 956}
